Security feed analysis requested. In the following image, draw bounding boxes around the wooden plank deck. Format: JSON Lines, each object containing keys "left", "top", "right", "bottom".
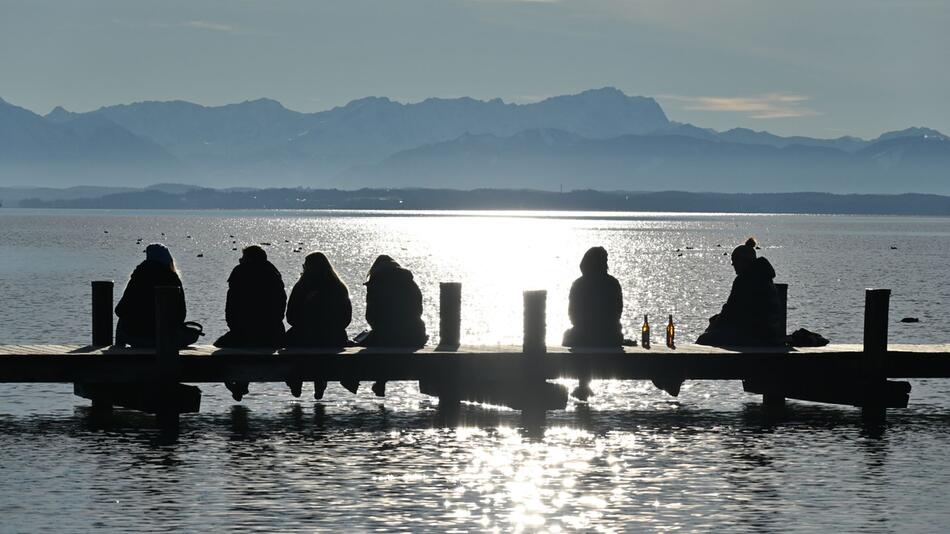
{"left": 1, "top": 343, "right": 948, "bottom": 384}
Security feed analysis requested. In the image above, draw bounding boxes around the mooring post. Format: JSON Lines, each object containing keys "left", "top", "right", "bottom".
{"left": 91, "top": 280, "right": 114, "bottom": 347}
{"left": 862, "top": 288, "right": 890, "bottom": 423}
{"left": 521, "top": 290, "right": 548, "bottom": 417}
{"left": 79, "top": 280, "right": 116, "bottom": 413}
{"left": 155, "top": 286, "right": 182, "bottom": 428}
{"left": 439, "top": 282, "right": 462, "bottom": 348}
{"left": 776, "top": 283, "right": 788, "bottom": 339}
{"left": 431, "top": 282, "right": 463, "bottom": 409}
{"left": 523, "top": 290, "right": 547, "bottom": 354}
{"left": 763, "top": 283, "right": 789, "bottom": 412}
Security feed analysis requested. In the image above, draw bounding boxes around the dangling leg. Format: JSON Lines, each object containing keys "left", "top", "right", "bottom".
{"left": 226, "top": 382, "right": 249, "bottom": 402}
{"left": 313, "top": 380, "right": 328, "bottom": 400}
{"left": 571, "top": 370, "right": 593, "bottom": 401}
{"left": 286, "top": 381, "right": 303, "bottom": 398}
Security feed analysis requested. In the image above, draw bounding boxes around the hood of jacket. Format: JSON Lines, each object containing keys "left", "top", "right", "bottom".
{"left": 366, "top": 262, "right": 414, "bottom": 286}
{"left": 748, "top": 256, "right": 776, "bottom": 281}
{"left": 229, "top": 258, "right": 284, "bottom": 287}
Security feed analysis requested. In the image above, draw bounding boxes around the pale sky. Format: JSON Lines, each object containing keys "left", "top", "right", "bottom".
{"left": 1, "top": 0, "right": 947, "bottom": 138}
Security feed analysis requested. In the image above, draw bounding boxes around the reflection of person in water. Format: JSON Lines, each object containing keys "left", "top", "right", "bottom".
{"left": 562, "top": 246, "right": 623, "bottom": 401}
{"left": 284, "top": 252, "right": 352, "bottom": 399}
{"left": 214, "top": 245, "right": 287, "bottom": 402}
{"left": 115, "top": 243, "right": 186, "bottom": 348}
{"left": 355, "top": 255, "right": 428, "bottom": 397}
{"left": 697, "top": 237, "right": 784, "bottom": 347}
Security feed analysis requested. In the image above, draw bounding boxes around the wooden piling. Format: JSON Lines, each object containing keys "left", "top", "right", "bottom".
{"left": 862, "top": 288, "right": 890, "bottom": 423}
{"left": 91, "top": 281, "right": 114, "bottom": 347}
{"left": 863, "top": 289, "right": 890, "bottom": 357}
{"left": 439, "top": 282, "right": 462, "bottom": 348}
{"left": 78, "top": 280, "right": 116, "bottom": 412}
{"left": 520, "top": 290, "right": 562, "bottom": 416}
{"left": 763, "top": 283, "right": 788, "bottom": 411}
{"left": 775, "top": 283, "right": 788, "bottom": 339}
{"left": 430, "top": 282, "right": 462, "bottom": 408}
{"left": 155, "top": 286, "right": 181, "bottom": 428}
{"left": 523, "top": 290, "right": 547, "bottom": 354}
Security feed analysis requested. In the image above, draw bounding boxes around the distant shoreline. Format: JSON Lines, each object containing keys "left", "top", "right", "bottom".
{"left": 7, "top": 187, "right": 950, "bottom": 216}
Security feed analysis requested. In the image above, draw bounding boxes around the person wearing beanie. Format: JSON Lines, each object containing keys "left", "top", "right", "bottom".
{"left": 697, "top": 237, "right": 784, "bottom": 347}
{"left": 115, "top": 244, "right": 186, "bottom": 347}
{"left": 215, "top": 245, "right": 288, "bottom": 402}
{"left": 562, "top": 246, "right": 624, "bottom": 401}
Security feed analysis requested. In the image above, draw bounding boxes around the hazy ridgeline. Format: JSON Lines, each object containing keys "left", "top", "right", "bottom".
{"left": 2, "top": 88, "right": 948, "bottom": 192}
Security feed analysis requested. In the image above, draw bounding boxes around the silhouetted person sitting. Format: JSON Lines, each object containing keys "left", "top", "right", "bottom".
{"left": 284, "top": 252, "right": 353, "bottom": 399}
{"left": 354, "top": 255, "right": 428, "bottom": 397}
{"left": 115, "top": 244, "right": 187, "bottom": 348}
{"left": 214, "top": 245, "right": 287, "bottom": 401}
{"left": 697, "top": 237, "right": 784, "bottom": 347}
{"left": 562, "top": 246, "right": 623, "bottom": 401}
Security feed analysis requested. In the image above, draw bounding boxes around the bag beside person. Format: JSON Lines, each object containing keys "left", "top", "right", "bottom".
{"left": 179, "top": 321, "right": 205, "bottom": 347}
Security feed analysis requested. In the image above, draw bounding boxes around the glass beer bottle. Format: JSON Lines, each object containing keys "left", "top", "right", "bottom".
{"left": 666, "top": 314, "right": 675, "bottom": 349}
{"left": 641, "top": 314, "right": 651, "bottom": 349}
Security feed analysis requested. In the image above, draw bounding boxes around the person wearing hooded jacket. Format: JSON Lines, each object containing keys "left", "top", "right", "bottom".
{"left": 562, "top": 246, "right": 623, "bottom": 400}
{"left": 215, "top": 245, "right": 287, "bottom": 401}
{"left": 697, "top": 237, "right": 784, "bottom": 347}
{"left": 284, "top": 252, "right": 352, "bottom": 399}
{"left": 115, "top": 243, "right": 186, "bottom": 348}
{"left": 354, "top": 255, "right": 428, "bottom": 397}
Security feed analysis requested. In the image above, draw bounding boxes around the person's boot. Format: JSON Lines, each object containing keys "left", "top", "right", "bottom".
{"left": 571, "top": 384, "right": 593, "bottom": 402}
{"left": 652, "top": 377, "right": 683, "bottom": 397}
{"left": 313, "top": 380, "right": 328, "bottom": 400}
{"left": 287, "top": 381, "right": 303, "bottom": 398}
{"left": 371, "top": 381, "right": 386, "bottom": 397}
{"left": 341, "top": 380, "right": 360, "bottom": 394}
{"left": 225, "top": 382, "right": 248, "bottom": 402}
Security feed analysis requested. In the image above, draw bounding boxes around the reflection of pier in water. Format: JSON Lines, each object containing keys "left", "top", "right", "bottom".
{"left": 0, "top": 281, "right": 938, "bottom": 428}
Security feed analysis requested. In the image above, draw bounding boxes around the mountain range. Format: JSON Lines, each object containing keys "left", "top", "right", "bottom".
{"left": 1, "top": 88, "right": 948, "bottom": 193}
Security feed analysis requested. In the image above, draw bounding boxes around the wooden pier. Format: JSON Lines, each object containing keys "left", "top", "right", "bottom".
{"left": 0, "top": 281, "right": 945, "bottom": 425}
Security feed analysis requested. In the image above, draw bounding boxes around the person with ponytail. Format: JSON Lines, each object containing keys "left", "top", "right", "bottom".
{"left": 697, "top": 237, "right": 784, "bottom": 347}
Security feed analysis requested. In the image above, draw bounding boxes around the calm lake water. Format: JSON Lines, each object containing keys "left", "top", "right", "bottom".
{"left": 2, "top": 209, "right": 950, "bottom": 532}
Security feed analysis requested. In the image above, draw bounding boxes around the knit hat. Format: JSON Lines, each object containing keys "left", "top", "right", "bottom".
{"left": 144, "top": 243, "right": 173, "bottom": 266}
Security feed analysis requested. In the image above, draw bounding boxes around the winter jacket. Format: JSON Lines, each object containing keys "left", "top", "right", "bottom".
{"left": 563, "top": 273, "right": 623, "bottom": 347}
{"left": 697, "top": 256, "right": 784, "bottom": 346}
{"left": 285, "top": 275, "right": 352, "bottom": 347}
{"left": 115, "top": 260, "right": 186, "bottom": 345}
{"left": 215, "top": 258, "right": 287, "bottom": 348}
{"left": 362, "top": 262, "right": 427, "bottom": 347}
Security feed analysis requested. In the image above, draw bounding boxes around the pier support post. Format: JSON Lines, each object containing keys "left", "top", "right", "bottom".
{"left": 79, "top": 280, "right": 116, "bottom": 413}
{"left": 763, "top": 283, "right": 789, "bottom": 412}
{"left": 91, "top": 280, "right": 114, "bottom": 347}
{"left": 523, "top": 290, "right": 547, "bottom": 354}
{"left": 862, "top": 289, "right": 890, "bottom": 424}
{"left": 155, "top": 286, "right": 182, "bottom": 429}
{"left": 439, "top": 282, "right": 462, "bottom": 349}
{"left": 521, "top": 290, "right": 550, "bottom": 420}
{"left": 775, "top": 283, "right": 788, "bottom": 341}
{"left": 432, "top": 282, "right": 462, "bottom": 409}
